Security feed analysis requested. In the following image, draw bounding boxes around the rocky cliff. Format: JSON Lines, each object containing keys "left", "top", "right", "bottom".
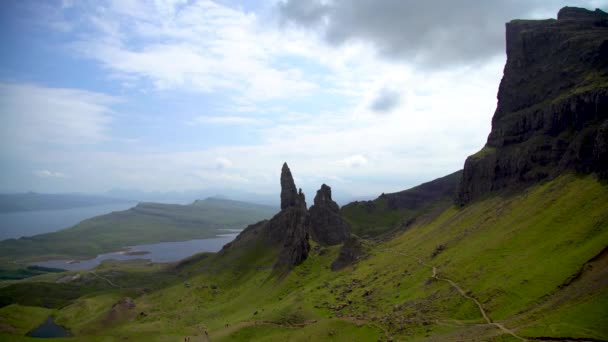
{"left": 457, "top": 7, "right": 608, "bottom": 205}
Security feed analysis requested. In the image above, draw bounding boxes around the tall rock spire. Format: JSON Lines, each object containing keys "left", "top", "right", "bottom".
{"left": 280, "top": 162, "right": 298, "bottom": 210}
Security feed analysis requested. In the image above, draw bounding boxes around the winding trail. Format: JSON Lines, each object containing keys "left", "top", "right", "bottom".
{"left": 90, "top": 271, "right": 120, "bottom": 288}
{"left": 390, "top": 250, "right": 527, "bottom": 341}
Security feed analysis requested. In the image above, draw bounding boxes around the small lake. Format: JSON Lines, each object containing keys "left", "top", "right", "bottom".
{"left": 0, "top": 202, "right": 138, "bottom": 240}
{"left": 27, "top": 316, "right": 73, "bottom": 338}
{"left": 31, "top": 233, "right": 239, "bottom": 271}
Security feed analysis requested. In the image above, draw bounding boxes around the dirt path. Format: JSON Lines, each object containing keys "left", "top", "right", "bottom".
{"left": 390, "top": 250, "right": 527, "bottom": 341}
{"left": 90, "top": 271, "right": 120, "bottom": 288}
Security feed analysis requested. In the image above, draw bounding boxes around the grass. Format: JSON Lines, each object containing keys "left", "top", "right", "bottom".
{"left": 0, "top": 304, "right": 52, "bottom": 334}
{"left": 341, "top": 197, "right": 408, "bottom": 237}
{"left": 214, "top": 319, "right": 383, "bottom": 341}
{"left": 0, "top": 173, "right": 605, "bottom": 340}
{"left": 468, "top": 146, "right": 496, "bottom": 161}
{"left": 389, "top": 173, "right": 608, "bottom": 322}
{"left": 0, "top": 265, "right": 65, "bottom": 280}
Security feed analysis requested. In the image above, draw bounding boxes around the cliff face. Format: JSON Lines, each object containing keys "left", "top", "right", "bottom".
{"left": 457, "top": 7, "right": 608, "bottom": 205}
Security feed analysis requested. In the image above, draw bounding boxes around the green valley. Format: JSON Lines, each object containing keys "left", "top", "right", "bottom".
{"left": 1, "top": 173, "right": 605, "bottom": 341}
{"left": 0, "top": 5, "right": 607, "bottom": 342}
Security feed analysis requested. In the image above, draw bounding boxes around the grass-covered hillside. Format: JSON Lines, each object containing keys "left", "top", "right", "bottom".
{"left": 1, "top": 173, "right": 605, "bottom": 341}
{"left": 342, "top": 170, "right": 461, "bottom": 238}
{"left": 0, "top": 198, "right": 277, "bottom": 264}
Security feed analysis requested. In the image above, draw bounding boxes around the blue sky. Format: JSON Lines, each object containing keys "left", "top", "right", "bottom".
{"left": 1, "top": 0, "right": 605, "bottom": 199}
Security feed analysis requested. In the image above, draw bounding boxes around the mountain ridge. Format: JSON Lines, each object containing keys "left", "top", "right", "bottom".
{"left": 457, "top": 6, "right": 608, "bottom": 204}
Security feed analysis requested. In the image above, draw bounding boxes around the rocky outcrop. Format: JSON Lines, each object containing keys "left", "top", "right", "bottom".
{"left": 331, "top": 235, "right": 368, "bottom": 271}
{"left": 595, "top": 120, "right": 608, "bottom": 178}
{"left": 307, "top": 184, "right": 350, "bottom": 246}
{"left": 280, "top": 163, "right": 298, "bottom": 210}
{"left": 220, "top": 163, "right": 356, "bottom": 272}
{"left": 267, "top": 164, "right": 310, "bottom": 270}
{"left": 271, "top": 188, "right": 310, "bottom": 270}
{"left": 457, "top": 7, "right": 608, "bottom": 205}
{"left": 272, "top": 207, "right": 310, "bottom": 270}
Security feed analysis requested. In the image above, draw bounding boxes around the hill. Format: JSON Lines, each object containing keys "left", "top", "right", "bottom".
{"left": 0, "top": 198, "right": 277, "bottom": 264}
{"left": 1, "top": 173, "right": 604, "bottom": 340}
{"left": 341, "top": 170, "right": 462, "bottom": 238}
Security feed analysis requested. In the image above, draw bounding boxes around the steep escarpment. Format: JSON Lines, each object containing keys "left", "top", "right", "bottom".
{"left": 458, "top": 7, "right": 608, "bottom": 205}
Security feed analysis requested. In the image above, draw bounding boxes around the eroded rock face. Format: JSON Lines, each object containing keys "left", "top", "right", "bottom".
{"left": 595, "top": 120, "right": 608, "bottom": 177}
{"left": 272, "top": 164, "right": 310, "bottom": 270}
{"left": 307, "top": 184, "right": 350, "bottom": 246}
{"left": 221, "top": 163, "right": 353, "bottom": 272}
{"left": 457, "top": 7, "right": 608, "bottom": 205}
{"left": 280, "top": 163, "right": 298, "bottom": 210}
{"left": 331, "top": 235, "right": 368, "bottom": 271}
{"left": 272, "top": 205, "right": 310, "bottom": 270}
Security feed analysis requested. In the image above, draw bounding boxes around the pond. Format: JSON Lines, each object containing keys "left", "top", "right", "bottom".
{"left": 26, "top": 316, "right": 73, "bottom": 338}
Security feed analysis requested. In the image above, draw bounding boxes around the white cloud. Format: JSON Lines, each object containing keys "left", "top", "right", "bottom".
{"left": 34, "top": 170, "right": 66, "bottom": 178}
{"left": 215, "top": 157, "right": 233, "bottom": 169}
{"left": 192, "top": 115, "right": 265, "bottom": 125}
{"left": 21, "top": 53, "right": 501, "bottom": 195}
{"left": 340, "top": 155, "right": 368, "bottom": 168}
{"left": 0, "top": 83, "right": 117, "bottom": 146}
{"left": 6, "top": 0, "right": 521, "bottom": 196}
{"left": 72, "top": 0, "right": 318, "bottom": 103}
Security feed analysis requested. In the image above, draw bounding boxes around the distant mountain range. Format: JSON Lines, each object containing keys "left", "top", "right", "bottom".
{"left": 0, "top": 187, "right": 365, "bottom": 213}
{"left": 0, "top": 193, "right": 131, "bottom": 213}
{"left": 105, "top": 188, "right": 366, "bottom": 207}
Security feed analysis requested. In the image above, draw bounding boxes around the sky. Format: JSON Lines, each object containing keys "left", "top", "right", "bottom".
{"left": 0, "top": 0, "right": 606, "bottom": 200}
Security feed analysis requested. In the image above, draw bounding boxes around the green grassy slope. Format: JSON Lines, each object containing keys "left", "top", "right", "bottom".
{"left": 342, "top": 170, "right": 461, "bottom": 238}
{"left": 0, "top": 198, "right": 277, "bottom": 263}
{"left": 0, "top": 173, "right": 605, "bottom": 341}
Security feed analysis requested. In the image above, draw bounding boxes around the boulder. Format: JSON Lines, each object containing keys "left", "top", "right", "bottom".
{"left": 331, "top": 235, "right": 368, "bottom": 271}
